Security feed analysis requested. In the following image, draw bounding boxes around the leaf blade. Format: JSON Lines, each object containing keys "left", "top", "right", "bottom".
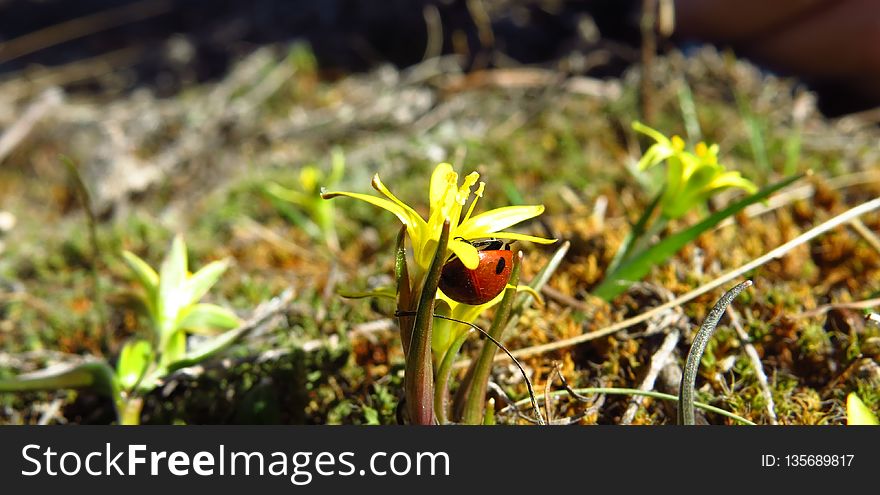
{"left": 594, "top": 173, "right": 804, "bottom": 300}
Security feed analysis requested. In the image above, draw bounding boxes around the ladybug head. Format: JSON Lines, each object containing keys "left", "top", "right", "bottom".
{"left": 454, "top": 237, "right": 512, "bottom": 252}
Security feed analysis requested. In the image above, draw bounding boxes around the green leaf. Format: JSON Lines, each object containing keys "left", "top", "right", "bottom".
{"left": 115, "top": 340, "right": 153, "bottom": 391}
{"left": 338, "top": 287, "right": 397, "bottom": 300}
{"left": 847, "top": 393, "right": 879, "bottom": 425}
{"left": 394, "top": 226, "right": 413, "bottom": 355}
{"left": 265, "top": 182, "right": 310, "bottom": 207}
{"left": 157, "top": 235, "right": 188, "bottom": 336}
{"left": 161, "top": 330, "right": 187, "bottom": 367}
{"left": 0, "top": 360, "right": 118, "bottom": 400}
{"left": 606, "top": 189, "right": 664, "bottom": 275}
{"left": 593, "top": 173, "right": 804, "bottom": 300}
{"left": 121, "top": 250, "right": 159, "bottom": 315}
{"left": 121, "top": 250, "right": 159, "bottom": 292}
{"left": 177, "top": 303, "right": 240, "bottom": 334}
{"left": 186, "top": 259, "right": 230, "bottom": 305}
{"left": 164, "top": 320, "right": 249, "bottom": 373}
{"left": 405, "top": 219, "right": 450, "bottom": 425}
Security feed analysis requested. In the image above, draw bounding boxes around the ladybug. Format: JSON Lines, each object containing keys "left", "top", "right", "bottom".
{"left": 438, "top": 238, "right": 513, "bottom": 305}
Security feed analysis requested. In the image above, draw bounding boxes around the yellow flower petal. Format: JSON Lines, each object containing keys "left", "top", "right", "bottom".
{"left": 371, "top": 174, "right": 425, "bottom": 228}
{"left": 632, "top": 121, "right": 672, "bottom": 146}
{"left": 429, "top": 163, "right": 457, "bottom": 207}
{"left": 671, "top": 135, "right": 685, "bottom": 151}
{"left": 706, "top": 171, "right": 758, "bottom": 194}
{"left": 449, "top": 238, "right": 480, "bottom": 269}
{"left": 457, "top": 205, "right": 545, "bottom": 240}
{"left": 321, "top": 190, "right": 424, "bottom": 231}
{"left": 486, "top": 231, "right": 556, "bottom": 244}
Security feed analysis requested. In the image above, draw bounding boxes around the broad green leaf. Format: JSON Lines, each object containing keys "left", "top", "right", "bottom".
{"left": 186, "top": 259, "right": 230, "bottom": 305}
{"left": 121, "top": 250, "right": 159, "bottom": 315}
{"left": 121, "top": 250, "right": 159, "bottom": 292}
{"left": 161, "top": 329, "right": 187, "bottom": 367}
{"left": 593, "top": 173, "right": 804, "bottom": 300}
{"left": 177, "top": 303, "right": 240, "bottom": 334}
{"left": 115, "top": 340, "right": 153, "bottom": 391}
{"left": 165, "top": 321, "right": 250, "bottom": 373}
{"left": 606, "top": 190, "right": 663, "bottom": 275}
{"left": 847, "top": 393, "right": 879, "bottom": 425}
{"left": 157, "top": 235, "right": 188, "bottom": 336}
{"left": 0, "top": 360, "right": 118, "bottom": 400}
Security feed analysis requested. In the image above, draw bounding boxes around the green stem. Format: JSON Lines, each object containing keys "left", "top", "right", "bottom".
{"left": 405, "top": 220, "right": 450, "bottom": 425}
{"left": 119, "top": 396, "right": 144, "bottom": 425}
{"left": 679, "top": 280, "right": 752, "bottom": 425}
{"left": 394, "top": 226, "right": 413, "bottom": 357}
{"left": 434, "top": 328, "right": 473, "bottom": 424}
{"left": 606, "top": 189, "right": 664, "bottom": 275}
{"left": 461, "top": 252, "right": 522, "bottom": 424}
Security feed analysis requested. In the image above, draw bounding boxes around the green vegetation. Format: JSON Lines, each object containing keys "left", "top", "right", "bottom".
{"left": 1, "top": 45, "right": 878, "bottom": 425}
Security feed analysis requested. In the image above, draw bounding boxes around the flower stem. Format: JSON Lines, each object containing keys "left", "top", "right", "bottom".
{"left": 434, "top": 328, "right": 473, "bottom": 424}
{"left": 404, "top": 219, "right": 450, "bottom": 425}
{"left": 394, "top": 226, "right": 414, "bottom": 357}
{"left": 460, "top": 251, "right": 523, "bottom": 424}
{"left": 120, "top": 395, "right": 144, "bottom": 425}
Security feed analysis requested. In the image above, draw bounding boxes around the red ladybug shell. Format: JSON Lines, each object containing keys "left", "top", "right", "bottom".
{"left": 438, "top": 248, "right": 513, "bottom": 305}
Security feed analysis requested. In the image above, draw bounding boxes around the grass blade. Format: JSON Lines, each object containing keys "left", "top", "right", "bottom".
{"left": 593, "top": 173, "right": 803, "bottom": 300}
{"left": 678, "top": 280, "right": 752, "bottom": 425}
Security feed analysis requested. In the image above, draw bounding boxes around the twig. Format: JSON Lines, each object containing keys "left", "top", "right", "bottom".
{"left": 37, "top": 398, "right": 64, "bottom": 425}
{"left": 0, "top": 88, "right": 63, "bottom": 163}
{"left": 0, "top": 0, "right": 172, "bottom": 64}
{"left": 848, "top": 218, "right": 880, "bottom": 253}
{"left": 484, "top": 196, "right": 880, "bottom": 362}
{"left": 553, "top": 363, "right": 605, "bottom": 421}
{"left": 350, "top": 318, "right": 396, "bottom": 336}
{"left": 488, "top": 381, "right": 540, "bottom": 424}
{"left": 540, "top": 285, "right": 591, "bottom": 313}
{"left": 621, "top": 328, "right": 680, "bottom": 425}
{"left": 501, "top": 387, "right": 755, "bottom": 425}
{"left": 544, "top": 363, "right": 561, "bottom": 424}
{"left": 0, "top": 46, "right": 142, "bottom": 99}
{"left": 714, "top": 170, "right": 880, "bottom": 231}
{"left": 727, "top": 307, "right": 777, "bottom": 424}
{"left": 792, "top": 297, "right": 880, "bottom": 319}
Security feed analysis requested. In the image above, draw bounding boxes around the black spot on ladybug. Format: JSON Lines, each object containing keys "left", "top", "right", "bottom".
{"left": 495, "top": 257, "right": 506, "bottom": 275}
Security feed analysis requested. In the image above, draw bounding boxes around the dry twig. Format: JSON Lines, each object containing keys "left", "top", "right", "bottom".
{"left": 620, "top": 328, "right": 680, "bottom": 424}
{"left": 727, "top": 307, "right": 777, "bottom": 424}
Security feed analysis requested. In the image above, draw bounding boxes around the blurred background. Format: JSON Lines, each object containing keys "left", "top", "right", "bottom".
{"left": 2, "top": 0, "right": 878, "bottom": 114}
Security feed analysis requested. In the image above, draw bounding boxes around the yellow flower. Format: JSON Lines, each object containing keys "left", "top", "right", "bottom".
{"left": 324, "top": 162, "right": 551, "bottom": 361}
{"left": 632, "top": 121, "right": 758, "bottom": 219}
{"left": 322, "top": 163, "right": 555, "bottom": 277}
{"left": 266, "top": 149, "right": 346, "bottom": 251}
